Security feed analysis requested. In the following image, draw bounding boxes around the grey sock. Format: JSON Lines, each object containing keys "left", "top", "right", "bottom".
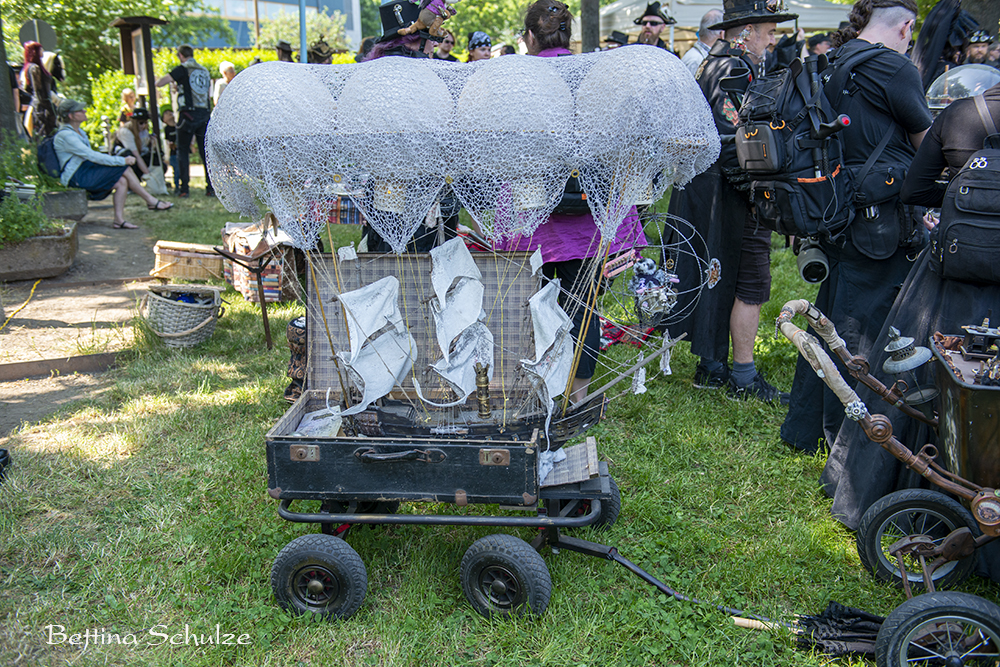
{"left": 731, "top": 361, "right": 756, "bottom": 386}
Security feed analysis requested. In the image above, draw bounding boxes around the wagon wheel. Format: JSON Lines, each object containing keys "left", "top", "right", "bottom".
{"left": 552, "top": 475, "right": 621, "bottom": 530}
{"left": 320, "top": 499, "right": 401, "bottom": 535}
{"left": 857, "top": 489, "right": 978, "bottom": 591}
{"left": 460, "top": 534, "right": 551, "bottom": 619}
{"left": 271, "top": 534, "right": 367, "bottom": 620}
{"left": 875, "top": 591, "right": 1000, "bottom": 667}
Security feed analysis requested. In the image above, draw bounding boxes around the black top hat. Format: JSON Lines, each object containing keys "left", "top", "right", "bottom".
{"left": 377, "top": 0, "right": 422, "bottom": 44}
{"left": 308, "top": 36, "right": 335, "bottom": 63}
{"left": 968, "top": 30, "right": 994, "bottom": 45}
{"left": 634, "top": 2, "right": 676, "bottom": 26}
{"left": 130, "top": 107, "right": 150, "bottom": 122}
{"left": 606, "top": 31, "right": 630, "bottom": 46}
{"left": 807, "top": 32, "right": 831, "bottom": 49}
{"left": 709, "top": 0, "right": 798, "bottom": 31}
{"left": 276, "top": 40, "right": 293, "bottom": 53}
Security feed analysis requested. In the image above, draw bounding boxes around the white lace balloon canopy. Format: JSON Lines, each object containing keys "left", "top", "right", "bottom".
{"left": 206, "top": 45, "right": 721, "bottom": 253}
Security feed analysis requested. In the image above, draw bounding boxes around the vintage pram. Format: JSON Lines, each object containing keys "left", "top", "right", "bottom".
{"left": 778, "top": 299, "right": 1000, "bottom": 667}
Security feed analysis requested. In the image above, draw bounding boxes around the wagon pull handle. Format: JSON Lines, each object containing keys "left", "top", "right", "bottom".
{"left": 354, "top": 448, "right": 446, "bottom": 463}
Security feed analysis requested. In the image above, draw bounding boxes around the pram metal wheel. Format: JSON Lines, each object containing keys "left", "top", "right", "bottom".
{"left": 461, "top": 533, "right": 551, "bottom": 619}
{"left": 857, "top": 489, "right": 978, "bottom": 590}
{"left": 875, "top": 591, "right": 1000, "bottom": 667}
{"left": 271, "top": 534, "right": 368, "bottom": 619}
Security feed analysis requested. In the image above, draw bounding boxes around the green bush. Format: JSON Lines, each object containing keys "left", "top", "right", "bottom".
{"left": 0, "top": 193, "right": 61, "bottom": 249}
{"left": 84, "top": 70, "right": 133, "bottom": 149}
{"left": 0, "top": 131, "right": 65, "bottom": 192}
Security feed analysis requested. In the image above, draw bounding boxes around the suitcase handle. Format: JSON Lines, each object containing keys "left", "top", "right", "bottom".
{"left": 354, "top": 448, "right": 446, "bottom": 464}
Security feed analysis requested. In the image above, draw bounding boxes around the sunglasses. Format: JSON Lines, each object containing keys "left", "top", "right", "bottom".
{"left": 640, "top": 20, "right": 665, "bottom": 27}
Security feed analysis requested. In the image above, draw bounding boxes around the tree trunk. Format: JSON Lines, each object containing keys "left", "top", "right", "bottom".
{"left": 0, "top": 10, "right": 21, "bottom": 139}
{"left": 963, "top": 0, "right": 999, "bottom": 38}
{"left": 581, "top": 0, "right": 600, "bottom": 53}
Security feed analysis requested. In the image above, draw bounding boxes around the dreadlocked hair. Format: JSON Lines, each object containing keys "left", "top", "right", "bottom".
{"left": 524, "top": 0, "right": 573, "bottom": 53}
{"left": 831, "top": 0, "right": 918, "bottom": 47}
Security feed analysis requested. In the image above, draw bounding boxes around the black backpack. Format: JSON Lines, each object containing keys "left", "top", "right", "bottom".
{"left": 930, "top": 96, "right": 1000, "bottom": 284}
{"left": 734, "top": 45, "right": 885, "bottom": 239}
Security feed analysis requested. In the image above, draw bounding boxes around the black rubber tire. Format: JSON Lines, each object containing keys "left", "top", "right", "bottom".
{"left": 875, "top": 591, "right": 1000, "bottom": 667}
{"left": 460, "top": 533, "right": 551, "bottom": 619}
{"left": 271, "top": 534, "right": 367, "bottom": 620}
{"left": 553, "top": 476, "right": 622, "bottom": 531}
{"left": 857, "top": 488, "right": 977, "bottom": 590}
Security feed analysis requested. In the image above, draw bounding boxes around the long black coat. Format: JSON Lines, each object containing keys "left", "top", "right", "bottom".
{"left": 666, "top": 41, "right": 757, "bottom": 361}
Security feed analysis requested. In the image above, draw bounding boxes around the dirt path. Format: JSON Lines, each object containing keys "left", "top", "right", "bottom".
{"left": 0, "top": 199, "right": 158, "bottom": 437}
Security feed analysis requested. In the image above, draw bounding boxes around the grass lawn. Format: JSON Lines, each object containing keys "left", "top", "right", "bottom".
{"left": 1, "top": 182, "right": 997, "bottom": 666}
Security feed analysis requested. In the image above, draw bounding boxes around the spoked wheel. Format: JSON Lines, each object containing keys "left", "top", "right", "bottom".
{"left": 320, "top": 500, "right": 401, "bottom": 535}
{"left": 271, "top": 534, "right": 367, "bottom": 620}
{"left": 875, "top": 591, "right": 1000, "bottom": 667}
{"left": 552, "top": 476, "right": 621, "bottom": 530}
{"left": 857, "top": 489, "right": 978, "bottom": 590}
{"left": 460, "top": 534, "right": 551, "bottom": 619}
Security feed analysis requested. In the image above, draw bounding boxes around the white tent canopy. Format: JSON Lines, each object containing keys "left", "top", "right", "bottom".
{"left": 601, "top": 0, "right": 850, "bottom": 38}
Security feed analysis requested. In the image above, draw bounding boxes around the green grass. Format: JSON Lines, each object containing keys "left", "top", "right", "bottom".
{"left": 2, "top": 186, "right": 997, "bottom": 666}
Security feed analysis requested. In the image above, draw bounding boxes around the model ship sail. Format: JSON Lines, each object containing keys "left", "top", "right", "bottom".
{"left": 413, "top": 239, "right": 495, "bottom": 408}
{"left": 520, "top": 279, "right": 574, "bottom": 422}
{"left": 336, "top": 276, "right": 417, "bottom": 417}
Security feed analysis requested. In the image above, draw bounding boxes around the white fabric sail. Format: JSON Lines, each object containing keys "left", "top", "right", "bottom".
{"left": 413, "top": 323, "right": 494, "bottom": 408}
{"left": 430, "top": 277, "right": 484, "bottom": 365}
{"left": 521, "top": 280, "right": 574, "bottom": 411}
{"left": 413, "top": 238, "right": 495, "bottom": 407}
{"left": 340, "top": 328, "right": 417, "bottom": 417}
{"left": 336, "top": 276, "right": 405, "bottom": 364}
{"left": 429, "top": 238, "right": 482, "bottom": 311}
{"left": 334, "top": 275, "right": 417, "bottom": 416}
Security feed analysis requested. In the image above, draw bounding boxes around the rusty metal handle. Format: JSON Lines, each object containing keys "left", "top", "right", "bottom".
{"left": 354, "top": 448, "right": 446, "bottom": 464}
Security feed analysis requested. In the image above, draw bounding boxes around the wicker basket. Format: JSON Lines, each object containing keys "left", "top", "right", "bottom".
{"left": 142, "top": 285, "right": 224, "bottom": 348}
{"left": 150, "top": 241, "right": 224, "bottom": 282}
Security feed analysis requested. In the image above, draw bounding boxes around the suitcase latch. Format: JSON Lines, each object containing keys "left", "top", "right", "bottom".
{"left": 479, "top": 449, "right": 510, "bottom": 466}
{"left": 289, "top": 444, "right": 320, "bottom": 462}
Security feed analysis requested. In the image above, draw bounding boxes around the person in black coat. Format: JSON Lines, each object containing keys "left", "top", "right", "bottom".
{"left": 817, "top": 81, "right": 1000, "bottom": 583}
{"left": 781, "top": 0, "right": 933, "bottom": 450}
{"left": 666, "top": 0, "right": 797, "bottom": 402}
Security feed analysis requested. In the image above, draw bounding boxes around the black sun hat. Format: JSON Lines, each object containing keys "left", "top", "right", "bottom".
{"left": 634, "top": 2, "right": 676, "bottom": 26}
{"left": 709, "top": 0, "right": 798, "bottom": 31}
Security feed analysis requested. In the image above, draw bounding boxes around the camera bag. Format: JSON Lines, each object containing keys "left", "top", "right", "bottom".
{"left": 930, "top": 96, "right": 1000, "bottom": 285}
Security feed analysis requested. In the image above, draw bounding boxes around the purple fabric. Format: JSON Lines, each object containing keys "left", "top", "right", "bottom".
{"left": 497, "top": 45, "right": 647, "bottom": 262}
{"left": 498, "top": 209, "right": 646, "bottom": 263}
